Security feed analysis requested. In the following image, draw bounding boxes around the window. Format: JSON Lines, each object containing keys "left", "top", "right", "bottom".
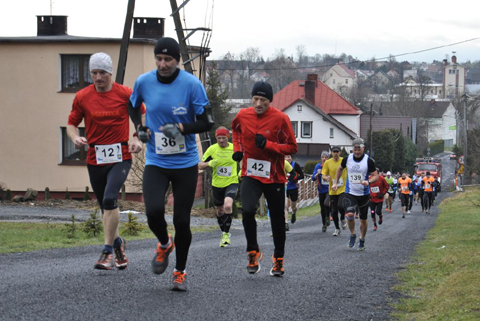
{"left": 301, "top": 121, "right": 312, "bottom": 138}
{"left": 330, "top": 128, "right": 334, "bottom": 138}
{"left": 61, "top": 127, "right": 87, "bottom": 165}
{"left": 291, "top": 121, "right": 298, "bottom": 137}
{"left": 61, "top": 54, "right": 93, "bottom": 92}
{"left": 297, "top": 105, "right": 302, "bottom": 112}
{"left": 333, "top": 79, "right": 336, "bottom": 84}
{"left": 345, "top": 79, "right": 348, "bottom": 84}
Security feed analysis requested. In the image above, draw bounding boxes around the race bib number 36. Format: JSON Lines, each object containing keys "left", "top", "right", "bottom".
{"left": 95, "top": 143, "right": 122, "bottom": 164}
{"left": 155, "top": 132, "right": 186, "bottom": 154}
{"left": 246, "top": 158, "right": 271, "bottom": 178}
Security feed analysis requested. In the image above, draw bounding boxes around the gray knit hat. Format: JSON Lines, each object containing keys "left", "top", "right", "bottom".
{"left": 89, "top": 52, "right": 113, "bottom": 74}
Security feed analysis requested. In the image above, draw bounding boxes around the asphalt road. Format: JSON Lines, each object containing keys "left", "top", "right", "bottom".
{"left": 0, "top": 153, "right": 456, "bottom": 321}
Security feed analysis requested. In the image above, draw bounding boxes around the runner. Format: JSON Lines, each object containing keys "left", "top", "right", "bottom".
{"left": 67, "top": 52, "right": 143, "bottom": 271}
{"left": 283, "top": 158, "right": 295, "bottom": 231}
{"left": 231, "top": 81, "right": 297, "bottom": 277}
{"left": 397, "top": 173, "right": 412, "bottom": 218}
{"left": 384, "top": 171, "right": 395, "bottom": 212}
{"left": 418, "top": 173, "right": 426, "bottom": 212}
{"left": 407, "top": 173, "right": 415, "bottom": 212}
{"left": 128, "top": 37, "right": 214, "bottom": 291}
{"left": 285, "top": 155, "right": 304, "bottom": 227}
{"left": 198, "top": 126, "right": 238, "bottom": 247}
{"left": 312, "top": 151, "right": 331, "bottom": 232}
{"left": 321, "top": 146, "right": 347, "bottom": 236}
{"left": 422, "top": 171, "right": 435, "bottom": 214}
{"left": 332, "top": 138, "right": 378, "bottom": 250}
{"left": 368, "top": 169, "right": 389, "bottom": 231}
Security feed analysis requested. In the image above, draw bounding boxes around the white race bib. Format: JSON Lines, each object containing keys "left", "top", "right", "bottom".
{"left": 216, "top": 166, "right": 232, "bottom": 177}
{"left": 350, "top": 172, "right": 363, "bottom": 184}
{"left": 337, "top": 178, "right": 344, "bottom": 187}
{"left": 370, "top": 186, "right": 380, "bottom": 193}
{"left": 402, "top": 186, "right": 408, "bottom": 192}
{"left": 155, "top": 132, "right": 186, "bottom": 154}
{"left": 246, "top": 158, "right": 271, "bottom": 178}
{"left": 321, "top": 178, "right": 329, "bottom": 185}
{"left": 95, "top": 143, "right": 122, "bottom": 164}
{"left": 425, "top": 184, "right": 431, "bottom": 189}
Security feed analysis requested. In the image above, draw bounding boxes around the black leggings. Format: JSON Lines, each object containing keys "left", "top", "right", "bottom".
{"left": 142, "top": 164, "right": 198, "bottom": 271}
{"left": 241, "top": 177, "right": 286, "bottom": 258}
{"left": 87, "top": 160, "right": 132, "bottom": 212}
{"left": 319, "top": 192, "right": 329, "bottom": 226}
{"left": 329, "top": 194, "right": 346, "bottom": 229}
{"left": 369, "top": 201, "right": 383, "bottom": 218}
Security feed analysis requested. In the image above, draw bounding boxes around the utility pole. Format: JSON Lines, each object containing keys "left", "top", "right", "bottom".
{"left": 169, "top": 0, "right": 193, "bottom": 74}
{"left": 115, "top": 0, "right": 135, "bottom": 85}
{"left": 369, "top": 103, "right": 373, "bottom": 156}
{"left": 463, "top": 94, "right": 468, "bottom": 172}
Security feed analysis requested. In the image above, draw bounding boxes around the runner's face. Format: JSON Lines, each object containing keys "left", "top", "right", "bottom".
{"left": 216, "top": 135, "right": 229, "bottom": 148}
{"left": 155, "top": 54, "right": 178, "bottom": 77}
{"left": 353, "top": 145, "right": 363, "bottom": 157}
{"left": 321, "top": 155, "right": 329, "bottom": 163}
{"left": 285, "top": 155, "right": 292, "bottom": 163}
{"left": 90, "top": 69, "right": 112, "bottom": 91}
{"left": 252, "top": 96, "right": 270, "bottom": 115}
{"left": 332, "top": 150, "right": 340, "bottom": 159}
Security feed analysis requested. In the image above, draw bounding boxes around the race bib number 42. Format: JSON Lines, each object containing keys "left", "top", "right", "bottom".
{"left": 155, "top": 132, "right": 186, "bottom": 154}
{"left": 246, "top": 158, "right": 271, "bottom": 178}
{"left": 95, "top": 143, "right": 122, "bottom": 164}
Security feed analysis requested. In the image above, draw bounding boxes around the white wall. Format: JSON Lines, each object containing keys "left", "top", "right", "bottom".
{"left": 284, "top": 103, "right": 354, "bottom": 147}
{"left": 428, "top": 103, "right": 457, "bottom": 145}
{"left": 331, "top": 115, "right": 360, "bottom": 136}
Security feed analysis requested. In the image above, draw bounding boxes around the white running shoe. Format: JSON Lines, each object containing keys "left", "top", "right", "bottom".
{"left": 407, "top": 210, "right": 411, "bottom": 214}
{"left": 333, "top": 229, "right": 340, "bottom": 236}
{"left": 341, "top": 220, "right": 347, "bottom": 230}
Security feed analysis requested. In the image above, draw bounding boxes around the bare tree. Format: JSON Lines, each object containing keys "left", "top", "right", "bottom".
{"left": 265, "top": 49, "right": 300, "bottom": 92}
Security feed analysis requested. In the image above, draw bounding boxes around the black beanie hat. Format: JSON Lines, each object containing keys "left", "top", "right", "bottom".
{"left": 154, "top": 37, "right": 180, "bottom": 61}
{"left": 251, "top": 81, "right": 273, "bottom": 102}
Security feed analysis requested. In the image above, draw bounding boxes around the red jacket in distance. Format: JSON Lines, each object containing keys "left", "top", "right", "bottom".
{"left": 231, "top": 106, "right": 297, "bottom": 184}
{"left": 369, "top": 175, "right": 390, "bottom": 203}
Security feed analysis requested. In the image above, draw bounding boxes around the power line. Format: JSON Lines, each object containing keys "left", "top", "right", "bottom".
{"left": 212, "top": 38, "right": 480, "bottom": 72}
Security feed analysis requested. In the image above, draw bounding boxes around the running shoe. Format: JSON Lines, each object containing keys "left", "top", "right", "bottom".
{"left": 373, "top": 225, "right": 377, "bottom": 231}
{"left": 402, "top": 213, "right": 405, "bottom": 218}
{"left": 114, "top": 237, "right": 128, "bottom": 270}
{"left": 219, "top": 232, "right": 231, "bottom": 247}
{"left": 333, "top": 229, "right": 340, "bottom": 236}
{"left": 291, "top": 213, "right": 296, "bottom": 224}
{"left": 327, "top": 217, "right": 331, "bottom": 226}
{"left": 94, "top": 250, "right": 114, "bottom": 270}
{"left": 407, "top": 210, "right": 411, "bottom": 214}
{"left": 152, "top": 234, "right": 175, "bottom": 275}
{"left": 322, "top": 225, "right": 327, "bottom": 233}
{"left": 171, "top": 271, "right": 187, "bottom": 292}
{"left": 348, "top": 234, "right": 357, "bottom": 248}
{"left": 341, "top": 220, "right": 347, "bottom": 230}
{"left": 270, "top": 256, "right": 284, "bottom": 277}
{"left": 358, "top": 239, "right": 366, "bottom": 251}
{"left": 247, "top": 250, "right": 263, "bottom": 274}
{"left": 285, "top": 223, "right": 290, "bottom": 232}
{"left": 378, "top": 215, "right": 383, "bottom": 225}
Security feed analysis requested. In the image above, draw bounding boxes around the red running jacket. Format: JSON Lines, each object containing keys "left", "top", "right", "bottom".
{"left": 231, "top": 106, "right": 298, "bottom": 184}
{"left": 369, "top": 175, "right": 390, "bottom": 203}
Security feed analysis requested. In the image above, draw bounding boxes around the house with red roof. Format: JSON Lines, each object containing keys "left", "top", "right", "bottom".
{"left": 322, "top": 62, "right": 356, "bottom": 95}
{"left": 272, "top": 74, "right": 361, "bottom": 163}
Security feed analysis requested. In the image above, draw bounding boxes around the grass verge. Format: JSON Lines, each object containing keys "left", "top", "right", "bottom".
{"left": 392, "top": 186, "right": 480, "bottom": 320}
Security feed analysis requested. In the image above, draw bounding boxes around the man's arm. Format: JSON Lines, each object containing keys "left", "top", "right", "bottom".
{"left": 295, "top": 162, "right": 304, "bottom": 181}
{"left": 66, "top": 124, "right": 87, "bottom": 149}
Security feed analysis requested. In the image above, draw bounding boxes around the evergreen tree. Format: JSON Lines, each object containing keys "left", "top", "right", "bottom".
{"left": 206, "top": 62, "right": 231, "bottom": 139}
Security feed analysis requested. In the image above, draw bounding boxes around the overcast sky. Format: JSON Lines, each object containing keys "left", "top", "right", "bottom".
{"left": 2, "top": 0, "right": 479, "bottom": 64}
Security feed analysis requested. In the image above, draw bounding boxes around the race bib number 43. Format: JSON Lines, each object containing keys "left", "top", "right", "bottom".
{"left": 155, "top": 132, "right": 186, "bottom": 154}
{"left": 216, "top": 166, "right": 232, "bottom": 177}
{"left": 95, "top": 143, "right": 122, "bottom": 164}
{"left": 246, "top": 158, "right": 271, "bottom": 178}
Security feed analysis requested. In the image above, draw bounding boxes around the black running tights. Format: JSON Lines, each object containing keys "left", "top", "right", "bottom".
{"left": 142, "top": 164, "right": 198, "bottom": 271}
{"left": 329, "top": 194, "right": 345, "bottom": 229}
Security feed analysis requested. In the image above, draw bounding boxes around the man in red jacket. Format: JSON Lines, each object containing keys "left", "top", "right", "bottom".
{"left": 368, "top": 169, "right": 390, "bottom": 231}
{"left": 231, "top": 81, "right": 297, "bottom": 277}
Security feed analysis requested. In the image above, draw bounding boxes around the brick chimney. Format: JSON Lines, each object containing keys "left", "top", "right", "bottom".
{"left": 133, "top": 17, "right": 165, "bottom": 39}
{"left": 305, "top": 74, "right": 318, "bottom": 105}
{"left": 37, "top": 15, "right": 67, "bottom": 36}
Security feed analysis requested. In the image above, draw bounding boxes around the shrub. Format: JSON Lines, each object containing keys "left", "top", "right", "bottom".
{"left": 82, "top": 210, "right": 103, "bottom": 237}
{"left": 120, "top": 212, "right": 146, "bottom": 236}
{"left": 44, "top": 187, "right": 50, "bottom": 200}
{"left": 5, "top": 189, "right": 12, "bottom": 201}
{"left": 65, "top": 187, "right": 70, "bottom": 200}
{"left": 83, "top": 186, "right": 91, "bottom": 201}
{"left": 64, "top": 214, "right": 77, "bottom": 239}
{"left": 303, "top": 160, "right": 319, "bottom": 176}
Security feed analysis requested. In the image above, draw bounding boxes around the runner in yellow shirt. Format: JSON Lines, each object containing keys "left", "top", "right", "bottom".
{"left": 321, "top": 146, "right": 348, "bottom": 236}
{"left": 199, "top": 127, "right": 239, "bottom": 247}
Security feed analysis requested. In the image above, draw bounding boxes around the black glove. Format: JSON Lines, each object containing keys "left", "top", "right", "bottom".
{"left": 255, "top": 134, "right": 267, "bottom": 149}
{"left": 163, "top": 123, "right": 182, "bottom": 139}
{"left": 232, "top": 151, "right": 243, "bottom": 162}
{"left": 137, "top": 125, "right": 150, "bottom": 143}
{"left": 288, "top": 172, "right": 297, "bottom": 182}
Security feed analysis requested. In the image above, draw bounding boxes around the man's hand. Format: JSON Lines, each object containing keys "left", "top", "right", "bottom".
{"left": 129, "top": 137, "right": 143, "bottom": 154}
{"left": 232, "top": 151, "right": 243, "bottom": 162}
{"left": 288, "top": 172, "right": 297, "bottom": 182}
{"left": 162, "top": 123, "right": 182, "bottom": 139}
{"left": 255, "top": 134, "right": 267, "bottom": 149}
{"left": 208, "top": 159, "right": 218, "bottom": 168}
{"left": 73, "top": 136, "right": 88, "bottom": 149}
{"left": 137, "top": 125, "right": 150, "bottom": 143}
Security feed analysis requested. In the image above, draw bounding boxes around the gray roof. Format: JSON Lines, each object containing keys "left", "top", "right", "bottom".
{"left": 0, "top": 35, "right": 157, "bottom": 44}
{"left": 372, "top": 100, "right": 451, "bottom": 119}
